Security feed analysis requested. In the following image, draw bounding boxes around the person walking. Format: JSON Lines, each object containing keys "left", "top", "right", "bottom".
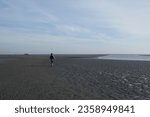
{"left": 49, "top": 53, "right": 55, "bottom": 67}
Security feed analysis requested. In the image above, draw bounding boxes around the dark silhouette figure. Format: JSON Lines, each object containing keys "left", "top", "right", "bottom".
{"left": 49, "top": 53, "right": 55, "bottom": 67}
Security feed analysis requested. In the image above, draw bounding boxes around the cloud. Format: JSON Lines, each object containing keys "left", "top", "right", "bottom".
{"left": 0, "top": 0, "right": 58, "bottom": 23}
{"left": 70, "top": 0, "right": 150, "bottom": 39}
{"left": 1, "top": 0, "right": 150, "bottom": 54}
{"left": 54, "top": 24, "right": 91, "bottom": 37}
{"left": 104, "top": 1, "right": 150, "bottom": 38}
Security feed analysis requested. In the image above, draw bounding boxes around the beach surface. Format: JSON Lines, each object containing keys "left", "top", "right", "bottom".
{"left": 0, "top": 54, "right": 150, "bottom": 100}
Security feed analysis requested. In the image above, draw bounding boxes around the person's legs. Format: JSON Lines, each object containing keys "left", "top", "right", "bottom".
{"left": 50, "top": 59, "right": 53, "bottom": 67}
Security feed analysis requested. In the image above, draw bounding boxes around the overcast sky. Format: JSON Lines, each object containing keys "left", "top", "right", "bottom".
{"left": 0, "top": 0, "right": 150, "bottom": 54}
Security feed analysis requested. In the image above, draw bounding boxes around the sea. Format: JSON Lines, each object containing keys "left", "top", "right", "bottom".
{"left": 98, "top": 54, "right": 150, "bottom": 61}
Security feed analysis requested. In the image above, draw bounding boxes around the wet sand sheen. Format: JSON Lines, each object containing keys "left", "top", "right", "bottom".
{"left": 0, "top": 55, "right": 150, "bottom": 100}
{"left": 98, "top": 54, "right": 150, "bottom": 61}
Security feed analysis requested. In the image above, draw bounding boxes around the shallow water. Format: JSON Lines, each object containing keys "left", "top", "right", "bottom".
{"left": 98, "top": 54, "right": 150, "bottom": 61}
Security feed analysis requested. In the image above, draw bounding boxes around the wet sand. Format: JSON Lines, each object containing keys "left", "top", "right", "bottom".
{"left": 0, "top": 55, "right": 150, "bottom": 100}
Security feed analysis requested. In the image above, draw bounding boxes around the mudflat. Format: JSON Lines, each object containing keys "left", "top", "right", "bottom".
{"left": 0, "top": 55, "right": 150, "bottom": 100}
